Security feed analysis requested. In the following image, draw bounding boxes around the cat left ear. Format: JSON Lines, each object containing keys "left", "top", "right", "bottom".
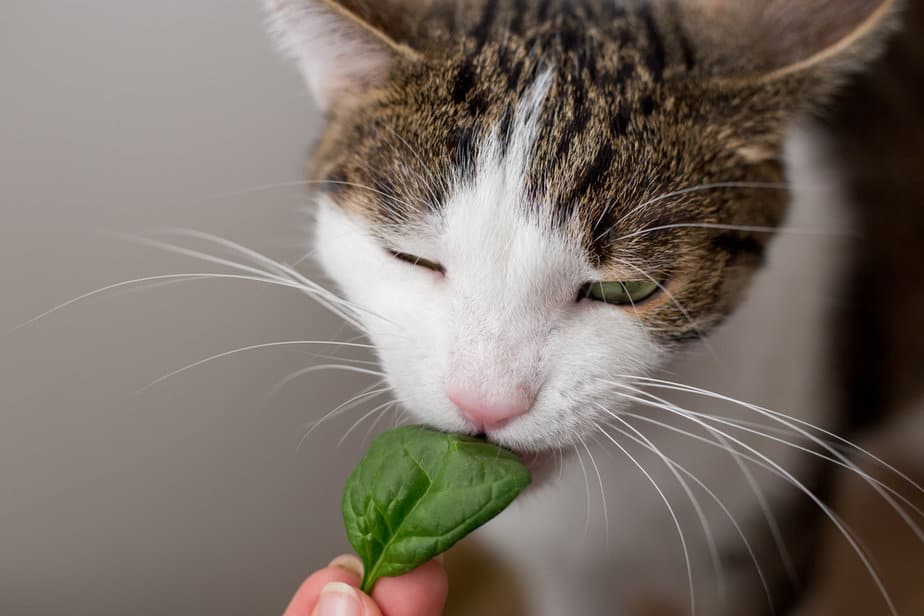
{"left": 263, "top": 0, "right": 420, "bottom": 108}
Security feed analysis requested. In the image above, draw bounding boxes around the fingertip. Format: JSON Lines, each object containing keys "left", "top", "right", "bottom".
{"left": 313, "top": 581, "right": 383, "bottom": 616}
{"left": 283, "top": 565, "right": 362, "bottom": 616}
{"left": 371, "top": 559, "right": 449, "bottom": 616}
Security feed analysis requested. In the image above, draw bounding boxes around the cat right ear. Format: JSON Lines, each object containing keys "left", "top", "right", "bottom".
{"left": 686, "top": 0, "right": 902, "bottom": 84}
{"left": 263, "top": 0, "right": 419, "bottom": 108}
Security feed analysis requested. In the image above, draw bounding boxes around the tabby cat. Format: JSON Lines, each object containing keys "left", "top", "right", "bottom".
{"left": 263, "top": 1, "right": 924, "bottom": 613}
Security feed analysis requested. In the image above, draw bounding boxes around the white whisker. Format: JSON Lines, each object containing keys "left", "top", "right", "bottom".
{"left": 613, "top": 383, "right": 800, "bottom": 583}
{"left": 9, "top": 273, "right": 305, "bottom": 334}
{"left": 603, "top": 419, "right": 775, "bottom": 614}
{"left": 265, "top": 363, "right": 385, "bottom": 401}
{"left": 627, "top": 386, "right": 924, "bottom": 526}
{"left": 138, "top": 340, "right": 374, "bottom": 393}
{"left": 311, "top": 354, "right": 381, "bottom": 368}
{"left": 599, "top": 406, "right": 726, "bottom": 601}
{"left": 601, "top": 182, "right": 791, "bottom": 242}
{"left": 578, "top": 434, "right": 609, "bottom": 547}
{"left": 363, "top": 399, "right": 400, "bottom": 443}
{"left": 593, "top": 422, "right": 696, "bottom": 616}
{"left": 114, "top": 232, "right": 370, "bottom": 331}
{"left": 613, "top": 223, "right": 839, "bottom": 244}
{"left": 627, "top": 376, "right": 924, "bottom": 494}
{"left": 619, "top": 377, "right": 924, "bottom": 539}
{"left": 609, "top": 388, "right": 898, "bottom": 616}
{"left": 298, "top": 382, "right": 391, "bottom": 450}
{"left": 338, "top": 399, "right": 398, "bottom": 447}
{"left": 573, "top": 443, "right": 592, "bottom": 540}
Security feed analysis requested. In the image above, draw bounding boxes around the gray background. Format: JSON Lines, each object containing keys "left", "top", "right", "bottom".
{"left": 1, "top": 2, "right": 371, "bottom": 614}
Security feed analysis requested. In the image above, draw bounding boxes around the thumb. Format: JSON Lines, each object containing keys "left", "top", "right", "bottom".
{"left": 312, "top": 581, "right": 383, "bottom": 616}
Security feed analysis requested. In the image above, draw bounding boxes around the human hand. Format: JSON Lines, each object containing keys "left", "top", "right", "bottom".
{"left": 284, "top": 554, "right": 449, "bottom": 616}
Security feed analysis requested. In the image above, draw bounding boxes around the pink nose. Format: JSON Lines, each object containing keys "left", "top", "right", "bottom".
{"left": 448, "top": 387, "right": 533, "bottom": 432}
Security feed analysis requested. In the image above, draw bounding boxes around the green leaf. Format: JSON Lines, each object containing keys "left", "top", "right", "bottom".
{"left": 341, "top": 426, "right": 531, "bottom": 593}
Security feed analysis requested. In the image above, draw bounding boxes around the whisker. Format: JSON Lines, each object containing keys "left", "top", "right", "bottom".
{"left": 265, "top": 363, "right": 385, "bottom": 401}
{"left": 8, "top": 273, "right": 306, "bottom": 335}
{"left": 599, "top": 406, "right": 726, "bottom": 601}
{"left": 313, "top": 354, "right": 384, "bottom": 368}
{"left": 618, "top": 377, "right": 924, "bottom": 539}
{"left": 609, "top": 389, "right": 898, "bottom": 616}
{"left": 626, "top": 386, "right": 924, "bottom": 526}
{"left": 154, "top": 228, "right": 301, "bottom": 279}
{"left": 593, "top": 422, "right": 696, "bottom": 616}
{"left": 600, "top": 181, "right": 790, "bottom": 243}
{"left": 392, "top": 410, "right": 405, "bottom": 428}
{"left": 602, "top": 419, "right": 775, "bottom": 614}
{"left": 114, "top": 232, "right": 370, "bottom": 331}
{"left": 338, "top": 399, "right": 398, "bottom": 448}
{"left": 613, "top": 223, "right": 839, "bottom": 244}
{"left": 298, "top": 382, "right": 391, "bottom": 450}
{"left": 613, "top": 383, "right": 800, "bottom": 584}
{"left": 111, "top": 232, "right": 290, "bottom": 282}
{"left": 160, "top": 229, "right": 410, "bottom": 335}
{"left": 99, "top": 276, "right": 205, "bottom": 299}
{"left": 138, "top": 340, "right": 374, "bottom": 393}
{"left": 573, "top": 443, "right": 592, "bottom": 540}
{"left": 311, "top": 353, "right": 381, "bottom": 368}
{"left": 153, "top": 228, "right": 347, "bottom": 309}
{"left": 625, "top": 375, "right": 924, "bottom": 496}
{"left": 363, "top": 399, "right": 400, "bottom": 443}
{"left": 578, "top": 434, "right": 609, "bottom": 547}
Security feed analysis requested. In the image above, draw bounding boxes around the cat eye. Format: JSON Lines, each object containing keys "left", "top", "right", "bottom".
{"left": 581, "top": 281, "right": 660, "bottom": 306}
{"left": 390, "top": 250, "right": 445, "bottom": 274}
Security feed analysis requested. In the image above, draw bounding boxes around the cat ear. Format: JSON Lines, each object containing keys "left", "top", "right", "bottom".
{"left": 689, "top": 0, "right": 901, "bottom": 82}
{"left": 263, "top": 0, "right": 420, "bottom": 108}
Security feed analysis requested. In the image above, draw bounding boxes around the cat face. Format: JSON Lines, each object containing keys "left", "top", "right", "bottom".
{"left": 265, "top": 0, "right": 897, "bottom": 451}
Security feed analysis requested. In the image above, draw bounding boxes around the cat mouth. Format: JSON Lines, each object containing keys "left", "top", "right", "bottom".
{"left": 468, "top": 430, "right": 555, "bottom": 475}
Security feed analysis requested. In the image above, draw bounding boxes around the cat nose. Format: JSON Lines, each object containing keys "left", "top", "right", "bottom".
{"left": 448, "top": 386, "right": 534, "bottom": 432}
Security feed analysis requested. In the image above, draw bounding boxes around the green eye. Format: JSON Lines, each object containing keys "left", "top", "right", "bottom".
{"left": 583, "top": 281, "right": 660, "bottom": 305}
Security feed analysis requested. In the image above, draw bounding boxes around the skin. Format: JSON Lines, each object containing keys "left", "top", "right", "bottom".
{"left": 284, "top": 555, "right": 448, "bottom": 616}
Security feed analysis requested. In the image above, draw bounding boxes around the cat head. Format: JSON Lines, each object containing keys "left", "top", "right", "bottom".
{"left": 264, "top": 0, "right": 899, "bottom": 451}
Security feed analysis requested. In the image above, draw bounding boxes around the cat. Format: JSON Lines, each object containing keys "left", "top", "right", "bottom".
{"left": 262, "top": 1, "right": 922, "bottom": 614}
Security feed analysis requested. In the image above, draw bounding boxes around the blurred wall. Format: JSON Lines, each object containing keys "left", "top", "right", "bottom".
{"left": 1, "top": 3, "right": 376, "bottom": 614}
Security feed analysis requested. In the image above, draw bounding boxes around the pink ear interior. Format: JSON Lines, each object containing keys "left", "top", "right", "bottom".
{"left": 263, "top": 0, "right": 404, "bottom": 108}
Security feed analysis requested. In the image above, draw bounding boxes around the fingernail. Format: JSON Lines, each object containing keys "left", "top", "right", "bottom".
{"left": 328, "top": 554, "right": 363, "bottom": 578}
{"left": 317, "top": 582, "right": 361, "bottom": 616}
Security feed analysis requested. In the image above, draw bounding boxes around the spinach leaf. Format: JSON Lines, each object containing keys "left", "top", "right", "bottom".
{"left": 342, "top": 426, "right": 531, "bottom": 593}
